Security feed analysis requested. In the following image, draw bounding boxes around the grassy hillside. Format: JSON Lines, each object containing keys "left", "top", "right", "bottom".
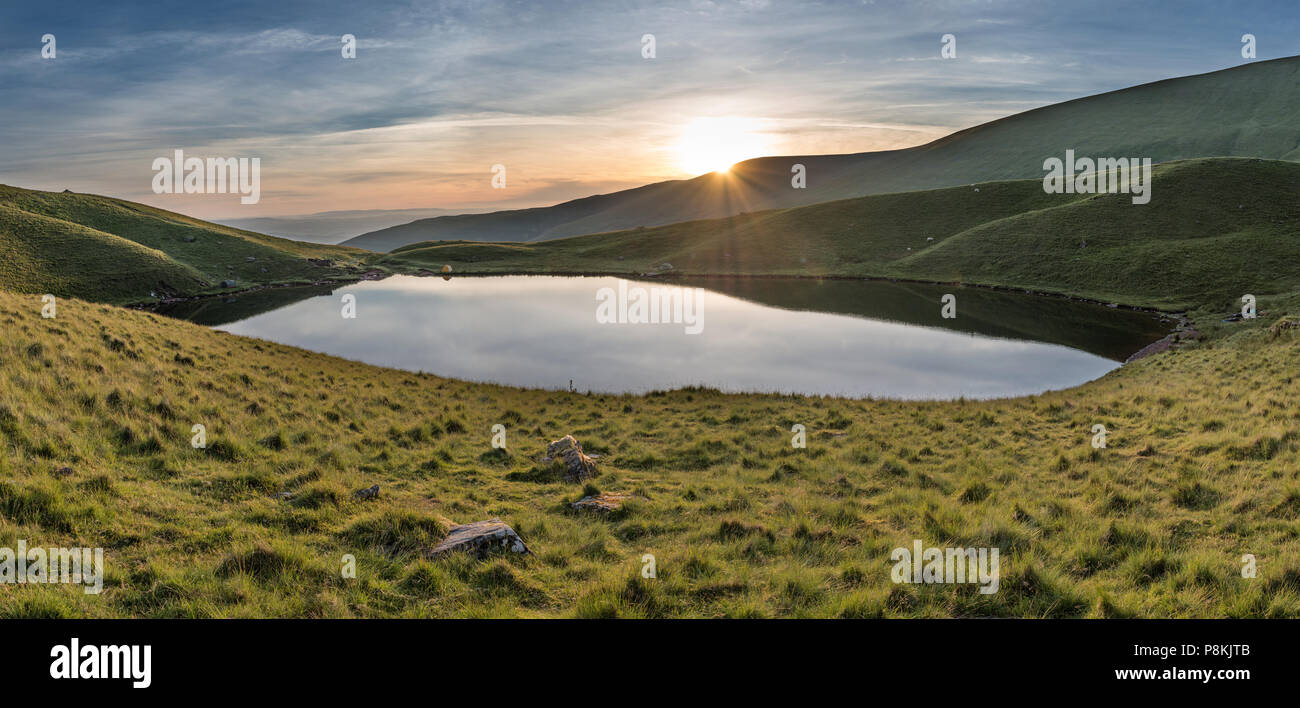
{"left": 346, "top": 56, "right": 1300, "bottom": 251}
{"left": 0, "top": 185, "right": 371, "bottom": 304}
{"left": 895, "top": 159, "right": 1300, "bottom": 309}
{"left": 0, "top": 204, "right": 211, "bottom": 302}
{"left": 2, "top": 286, "right": 1299, "bottom": 618}
{"left": 377, "top": 158, "right": 1300, "bottom": 311}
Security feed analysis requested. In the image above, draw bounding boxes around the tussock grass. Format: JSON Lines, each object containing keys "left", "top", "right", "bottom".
{"left": 1, "top": 283, "right": 1298, "bottom": 617}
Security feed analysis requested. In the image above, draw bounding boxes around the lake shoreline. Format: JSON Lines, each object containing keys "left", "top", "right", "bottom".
{"left": 131, "top": 264, "right": 1185, "bottom": 321}
{"left": 131, "top": 266, "right": 1183, "bottom": 369}
{"left": 154, "top": 273, "right": 1172, "bottom": 399}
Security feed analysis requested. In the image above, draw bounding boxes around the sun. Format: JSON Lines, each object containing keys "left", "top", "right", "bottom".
{"left": 674, "top": 117, "right": 773, "bottom": 175}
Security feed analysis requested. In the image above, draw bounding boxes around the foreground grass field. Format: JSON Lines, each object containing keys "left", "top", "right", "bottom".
{"left": 2, "top": 286, "right": 1298, "bottom": 618}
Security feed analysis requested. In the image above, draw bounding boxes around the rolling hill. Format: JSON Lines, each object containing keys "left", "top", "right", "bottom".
{"left": 344, "top": 56, "right": 1300, "bottom": 252}
{"left": 0, "top": 185, "right": 371, "bottom": 304}
{"left": 375, "top": 158, "right": 1300, "bottom": 311}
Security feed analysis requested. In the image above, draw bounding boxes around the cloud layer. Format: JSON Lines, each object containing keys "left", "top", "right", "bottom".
{"left": 0, "top": 0, "right": 1294, "bottom": 217}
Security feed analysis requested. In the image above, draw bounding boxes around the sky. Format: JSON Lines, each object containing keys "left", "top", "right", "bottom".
{"left": 1, "top": 0, "right": 1297, "bottom": 219}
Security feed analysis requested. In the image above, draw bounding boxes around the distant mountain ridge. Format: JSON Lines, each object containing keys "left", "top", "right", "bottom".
{"left": 343, "top": 55, "right": 1300, "bottom": 252}
{"left": 216, "top": 207, "right": 494, "bottom": 244}
{"left": 374, "top": 157, "right": 1300, "bottom": 311}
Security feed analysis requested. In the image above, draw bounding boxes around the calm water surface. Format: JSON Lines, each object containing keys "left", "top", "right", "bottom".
{"left": 158, "top": 275, "right": 1169, "bottom": 399}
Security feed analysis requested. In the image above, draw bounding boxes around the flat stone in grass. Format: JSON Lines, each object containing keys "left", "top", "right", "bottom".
{"left": 543, "top": 435, "right": 598, "bottom": 482}
{"left": 430, "top": 518, "right": 531, "bottom": 558}
{"left": 570, "top": 492, "right": 630, "bottom": 513}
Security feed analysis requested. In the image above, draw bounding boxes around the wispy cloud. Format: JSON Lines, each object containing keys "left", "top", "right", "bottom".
{"left": 0, "top": 0, "right": 1296, "bottom": 217}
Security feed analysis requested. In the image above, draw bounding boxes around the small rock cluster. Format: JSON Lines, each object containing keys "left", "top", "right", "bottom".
{"left": 570, "top": 492, "right": 630, "bottom": 513}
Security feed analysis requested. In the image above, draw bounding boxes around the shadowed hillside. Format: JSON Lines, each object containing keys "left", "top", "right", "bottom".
{"left": 346, "top": 56, "right": 1300, "bottom": 251}
{"left": 674, "top": 276, "right": 1171, "bottom": 362}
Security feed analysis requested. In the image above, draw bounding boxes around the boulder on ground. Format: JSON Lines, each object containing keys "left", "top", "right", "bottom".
{"left": 353, "top": 484, "right": 380, "bottom": 501}
{"left": 430, "top": 518, "right": 530, "bottom": 558}
{"left": 570, "top": 492, "right": 630, "bottom": 513}
{"left": 219, "top": 280, "right": 237, "bottom": 288}
{"left": 543, "top": 435, "right": 598, "bottom": 482}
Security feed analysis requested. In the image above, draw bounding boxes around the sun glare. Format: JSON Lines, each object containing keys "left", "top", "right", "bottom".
{"left": 675, "top": 117, "right": 772, "bottom": 175}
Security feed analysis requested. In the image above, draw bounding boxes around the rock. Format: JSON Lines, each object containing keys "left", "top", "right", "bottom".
{"left": 277, "top": 492, "right": 294, "bottom": 501}
{"left": 219, "top": 280, "right": 237, "bottom": 288}
{"left": 1269, "top": 317, "right": 1300, "bottom": 336}
{"left": 430, "top": 518, "right": 530, "bottom": 558}
{"left": 306, "top": 258, "right": 333, "bottom": 267}
{"left": 570, "top": 492, "right": 630, "bottom": 513}
{"left": 353, "top": 484, "right": 380, "bottom": 501}
{"left": 543, "top": 435, "right": 598, "bottom": 482}
{"left": 246, "top": 256, "right": 256, "bottom": 262}
{"left": 53, "top": 466, "right": 74, "bottom": 478}
{"left": 1125, "top": 328, "right": 1199, "bottom": 364}
{"left": 441, "top": 264, "right": 453, "bottom": 273}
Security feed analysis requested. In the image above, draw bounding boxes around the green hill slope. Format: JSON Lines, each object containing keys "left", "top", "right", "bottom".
{"left": 347, "top": 56, "right": 1300, "bottom": 251}
{"left": 376, "top": 158, "right": 1300, "bottom": 311}
{"left": 894, "top": 158, "right": 1300, "bottom": 308}
{"left": 0, "top": 185, "right": 371, "bottom": 304}
{"left": 0, "top": 204, "right": 211, "bottom": 302}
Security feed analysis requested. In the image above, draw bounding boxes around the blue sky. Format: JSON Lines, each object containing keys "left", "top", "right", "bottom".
{"left": 1, "top": 0, "right": 1296, "bottom": 218}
